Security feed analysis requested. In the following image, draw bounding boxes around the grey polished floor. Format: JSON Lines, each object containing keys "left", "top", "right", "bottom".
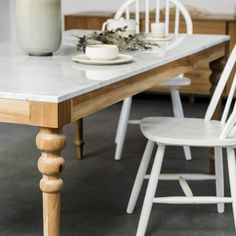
{"left": 0, "top": 94, "right": 234, "bottom": 236}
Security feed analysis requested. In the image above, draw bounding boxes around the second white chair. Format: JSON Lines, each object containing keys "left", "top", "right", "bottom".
{"left": 128, "top": 45, "right": 236, "bottom": 236}
{"left": 114, "top": 0, "right": 193, "bottom": 161}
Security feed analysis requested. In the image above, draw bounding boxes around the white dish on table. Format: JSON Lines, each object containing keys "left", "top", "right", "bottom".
{"left": 85, "top": 44, "right": 119, "bottom": 61}
{"left": 145, "top": 35, "right": 172, "bottom": 42}
{"left": 72, "top": 54, "right": 133, "bottom": 65}
{"left": 102, "top": 19, "right": 137, "bottom": 35}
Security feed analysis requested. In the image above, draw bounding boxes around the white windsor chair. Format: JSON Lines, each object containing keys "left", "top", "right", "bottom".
{"left": 114, "top": 0, "right": 193, "bottom": 161}
{"left": 129, "top": 44, "right": 236, "bottom": 236}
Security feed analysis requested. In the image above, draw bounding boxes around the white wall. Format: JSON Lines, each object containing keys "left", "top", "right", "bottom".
{"left": 62, "top": 0, "right": 236, "bottom": 14}
{"left": 181, "top": 0, "right": 235, "bottom": 15}
{"left": 0, "top": 0, "right": 10, "bottom": 42}
{"left": 9, "top": 0, "right": 17, "bottom": 42}
{"left": 1, "top": 0, "right": 236, "bottom": 42}
{"left": 62, "top": 0, "right": 124, "bottom": 13}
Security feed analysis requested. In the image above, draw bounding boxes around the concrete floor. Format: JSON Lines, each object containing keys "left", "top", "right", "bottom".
{"left": 0, "top": 94, "right": 234, "bottom": 236}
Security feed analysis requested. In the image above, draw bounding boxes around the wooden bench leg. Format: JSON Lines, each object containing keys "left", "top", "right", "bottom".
{"left": 74, "top": 119, "right": 84, "bottom": 160}
{"left": 209, "top": 57, "right": 225, "bottom": 174}
{"left": 36, "top": 128, "right": 66, "bottom": 236}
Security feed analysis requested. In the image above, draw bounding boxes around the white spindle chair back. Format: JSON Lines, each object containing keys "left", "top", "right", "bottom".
{"left": 204, "top": 45, "right": 236, "bottom": 139}
{"left": 114, "top": 0, "right": 193, "bottom": 34}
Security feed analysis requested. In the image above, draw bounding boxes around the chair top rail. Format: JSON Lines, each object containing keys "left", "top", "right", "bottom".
{"left": 114, "top": 0, "right": 193, "bottom": 34}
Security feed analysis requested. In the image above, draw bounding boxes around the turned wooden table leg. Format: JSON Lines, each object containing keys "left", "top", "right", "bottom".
{"left": 74, "top": 119, "right": 84, "bottom": 160}
{"left": 36, "top": 128, "right": 66, "bottom": 236}
{"left": 209, "top": 57, "right": 225, "bottom": 174}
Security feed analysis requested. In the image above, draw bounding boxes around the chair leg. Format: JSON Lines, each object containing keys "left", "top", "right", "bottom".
{"left": 215, "top": 147, "right": 224, "bottom": 213}
{"left": 227, "top": 148, "right": 236, "bottom": 231}
{"left": 127, "top": 140, "right": 155, "bottom": 214}
{"left": 114, "top": 97, "right": 132, "bottom": 160}
{"left": 170, "top": 87, "right": 192, "bottom": 161}
{"left": 136, "top": 144, "right": 165, "bottom": 236}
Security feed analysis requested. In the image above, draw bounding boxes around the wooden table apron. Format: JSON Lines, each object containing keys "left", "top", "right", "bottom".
{"left": 0, "top": 43, "right": 226, "bottom": 236}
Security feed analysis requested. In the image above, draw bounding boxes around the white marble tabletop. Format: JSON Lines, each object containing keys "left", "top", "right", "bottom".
{"left": 0, "top": 30, "right": 229, "bottom": 103}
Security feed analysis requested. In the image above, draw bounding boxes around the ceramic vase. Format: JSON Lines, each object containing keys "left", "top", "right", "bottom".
{"left": 16, "top": 0, "right": 62, "bottom": 56}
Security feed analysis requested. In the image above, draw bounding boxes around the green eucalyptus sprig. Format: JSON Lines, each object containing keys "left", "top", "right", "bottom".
{"left": 76, "top": 28, "right": 159, "bottom": 52}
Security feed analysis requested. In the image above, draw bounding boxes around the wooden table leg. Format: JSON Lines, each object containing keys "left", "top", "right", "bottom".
{"left": 209, "top": 57, "right": 225, "bottom": 174}
{"left": 74, "top": 119, "right": 84, "bottom": 160}
{"left": 36, "top": 128, "right": 66, "bottom": 236}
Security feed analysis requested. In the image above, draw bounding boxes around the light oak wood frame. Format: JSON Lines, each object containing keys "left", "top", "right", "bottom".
{"left": 0, "top": 44, "right": 226, "bottom": 129}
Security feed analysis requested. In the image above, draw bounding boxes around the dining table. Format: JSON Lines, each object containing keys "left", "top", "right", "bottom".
{"left": 0, "top": 30, "right": 230, "bottom": 235}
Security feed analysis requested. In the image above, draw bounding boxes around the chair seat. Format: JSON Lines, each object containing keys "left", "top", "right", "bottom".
{"left": 160, "top": 76, "right": 191, "bottom": 87}
{"left": 141, "top": 117, "right": 236, "bottom": 147}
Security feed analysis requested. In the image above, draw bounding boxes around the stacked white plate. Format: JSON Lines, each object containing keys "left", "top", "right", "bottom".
{"left": 72, "top": 54, "right": 133, "bottom": 65}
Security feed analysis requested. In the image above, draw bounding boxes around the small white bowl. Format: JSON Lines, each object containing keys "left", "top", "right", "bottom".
{"left": 85, "top": 44, "right": 119, "bottom": 61}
